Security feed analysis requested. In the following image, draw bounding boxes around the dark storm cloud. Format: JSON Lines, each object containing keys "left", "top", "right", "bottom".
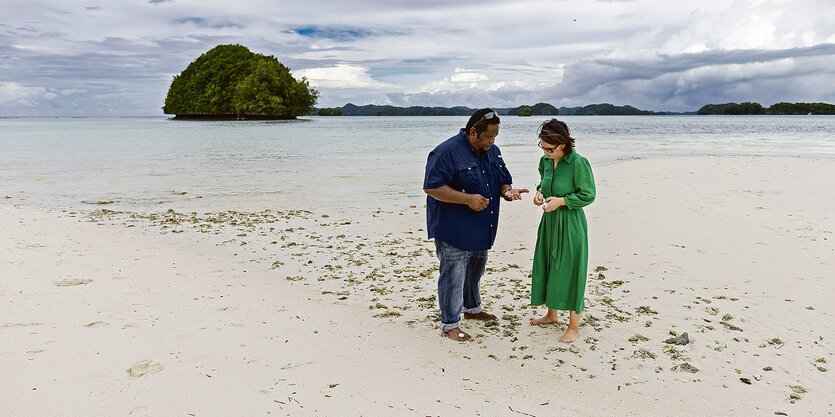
{"left": 553, "top": 44, "right": 835, "bottom": 110}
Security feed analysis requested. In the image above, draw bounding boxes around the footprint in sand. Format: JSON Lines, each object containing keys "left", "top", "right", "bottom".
{"left": 127, "top": 360, "right": 164, "bottom": 378}
{"left": 54, "top": 278, "right": 92, "bottom": 287}
{"left": 26, "top": 349, "right": 47, "bottom": 360}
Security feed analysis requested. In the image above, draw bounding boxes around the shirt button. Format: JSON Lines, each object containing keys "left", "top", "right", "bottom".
{"left": 490, "top": 211, "right": 494, "bottom": 214}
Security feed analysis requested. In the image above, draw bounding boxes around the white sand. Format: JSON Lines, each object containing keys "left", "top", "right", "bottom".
{"left": 1, "top": 156, "right": 832, "bottom": 416}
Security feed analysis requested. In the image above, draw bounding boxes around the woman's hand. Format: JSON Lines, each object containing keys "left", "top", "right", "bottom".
{"left": 533, "top": 190, "right": 544, "bottom": 206}
{"left": 542, "top": 196, "right": 566, "bottom": 212}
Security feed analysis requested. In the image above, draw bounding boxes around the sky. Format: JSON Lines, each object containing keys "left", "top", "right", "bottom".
{"left": 2, "top": 0, "right": 835, "bottom": 116}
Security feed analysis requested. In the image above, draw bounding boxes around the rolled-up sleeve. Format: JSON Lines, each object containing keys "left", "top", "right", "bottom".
{"left": 423, "top": 149, "right": 453, "bottom": 189}
{"left": 564, "top": 157, "right": 596, "bottom": 210}
{"left": 495, "top": 151, "right": 513, "bottom": 185}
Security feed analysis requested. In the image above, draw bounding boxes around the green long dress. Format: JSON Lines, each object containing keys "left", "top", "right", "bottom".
{"left": 531, "top": 151, "right": 596, "bottom": 313}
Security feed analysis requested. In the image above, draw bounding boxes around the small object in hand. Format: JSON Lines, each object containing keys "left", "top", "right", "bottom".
{"left": 739, "top": 377, "right": 752, "bottom": 385}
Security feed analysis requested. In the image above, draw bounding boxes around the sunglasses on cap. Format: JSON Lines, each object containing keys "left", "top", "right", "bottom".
{"left": 472, "top": 111, "right": 497, "bottom": 128}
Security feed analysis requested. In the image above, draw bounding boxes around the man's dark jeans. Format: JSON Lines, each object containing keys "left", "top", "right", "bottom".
{"left": 434, "top": 240, "right": 487, "bottom": 332}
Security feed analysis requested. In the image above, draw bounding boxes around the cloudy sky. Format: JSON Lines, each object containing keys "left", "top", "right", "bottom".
{"left": 2, "top": 0, "right": 835, "bottom": 116}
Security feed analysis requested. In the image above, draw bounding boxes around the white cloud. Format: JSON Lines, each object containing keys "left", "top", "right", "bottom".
{"left": 658, "top": 0, "right": 834, "bottom": 54}
{"left": 0, "top": 83, "right": 46, "bottom": 107}
{"left": 0, "top": 82, "right": 88, "bottom": 110}
{"left": 416, "top": 70, "right": 521, "bottom": 94}
{"left": 449, "top": 68, "right": 489, "bottom": 83}
{"left": 293, "top": 64, "right": 392, "bottom": 89}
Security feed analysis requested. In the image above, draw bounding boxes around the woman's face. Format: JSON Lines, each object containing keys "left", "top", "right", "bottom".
{"left": 538, "top": 140, "right": 565, "bottom": 159}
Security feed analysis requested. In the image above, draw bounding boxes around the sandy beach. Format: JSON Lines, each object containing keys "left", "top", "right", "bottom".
{"left": 1, "top": 155, "right": 832, "bottom": 416}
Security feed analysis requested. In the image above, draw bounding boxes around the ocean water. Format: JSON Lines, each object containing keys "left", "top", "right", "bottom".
{"left": 2, "top": 115, "right": 834, "bottom": 212}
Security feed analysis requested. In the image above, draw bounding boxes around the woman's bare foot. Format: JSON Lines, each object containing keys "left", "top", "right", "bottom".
{"left": 530, "top": 315, "right": 560, "bottom": 326}
{"left": 559, "top": 327, "right": 580, "bottom": 343}
{"left": 444, "top": 328, "right": 471, "bottom": 342}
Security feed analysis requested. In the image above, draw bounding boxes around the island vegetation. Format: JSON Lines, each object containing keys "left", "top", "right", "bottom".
{"left": 698, "top": 102, "right": 835, "bottom": 115}
{"left": 507, "top": 103, "right": 558, "bottom": 116}
{"left": 313, "top": 101, "right": 835, "bottom": 117}
{"left": 316, "top": 102, "right": 559, "bottom": 116}
{"left": 558, "top": 103, "right": 663, "bottom": 115}
{"left": 163, "top": 44, "right": 318, "bottom": 120}
{"left": 313, "top": 102, "right": 678, "bottom": 116}
{"left": 317, "top": 107, "right": 343, "bottom": 116}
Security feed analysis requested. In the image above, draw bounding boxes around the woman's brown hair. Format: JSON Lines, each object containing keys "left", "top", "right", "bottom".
{"left": 538, "top": 118, "right": 574, "bottom": 154}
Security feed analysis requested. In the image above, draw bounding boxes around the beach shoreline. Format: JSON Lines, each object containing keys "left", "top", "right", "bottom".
{"left": 2, "top": 155, "right": 832, "bottom": 416}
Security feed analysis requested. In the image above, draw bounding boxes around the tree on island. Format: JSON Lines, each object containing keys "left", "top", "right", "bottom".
{"left": 766, "top": 102, "right": 835, "bottom": 115}
{"left": 507, "top": 102, "right": 559, "bottom": 116}
{"left": 698, "top": 101, "right": 835, "bottom": 115}
{"left": 317, "top": 107, "right": 343, "bottom": 116}
{"left": 163, "top": 44, "right": 318, "bottom": 119}
{"left": 697, "top": 102, "right": 764, "bottom": 115}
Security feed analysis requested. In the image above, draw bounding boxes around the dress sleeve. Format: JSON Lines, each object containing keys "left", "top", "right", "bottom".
{"left": 564, "top": 156, "right": 596, "bottom": 210}
{"left": 423, "top": 148, "right": 453, "bottom": 189}
{"left": 536, "top": 156, "right": 545, "bottom": 191}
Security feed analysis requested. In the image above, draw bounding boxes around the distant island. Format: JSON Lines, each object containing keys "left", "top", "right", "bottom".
{"left": 313, "top": 102, "right": 666, "bottom": 116}
{"left": 163, "top": 44, "right": 318, "bottom": 120}
{"left": 697, "top": 102, "right": 835, "bottom": 115}
{"left": 313, "top": 101, "right": 835, "bottom": 116}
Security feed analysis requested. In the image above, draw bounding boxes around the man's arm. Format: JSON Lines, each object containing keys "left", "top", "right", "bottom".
{"left": 424, "top": 186, "right": 488, "bottom": 211}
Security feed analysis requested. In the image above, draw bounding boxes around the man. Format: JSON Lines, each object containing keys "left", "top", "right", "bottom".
{"left": 423, "top": 108, "right": 529, "bottom": 342}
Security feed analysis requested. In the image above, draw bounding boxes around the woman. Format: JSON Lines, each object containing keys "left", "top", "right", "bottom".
{"left": 530, "top": 119, "right": 596, "bottom": 343}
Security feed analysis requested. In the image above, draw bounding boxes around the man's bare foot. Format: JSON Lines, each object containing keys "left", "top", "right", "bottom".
{"left": 530, "top": 315, "right": 560, "bottom": 326}
{"left": 444, "top": 328, "right": 471, "bottom": 342}
{"left": 559, "top": 327, "right": 580, "bottom": 343}
{"left": 463, "top": 311, "right": 497, "bottom": 321}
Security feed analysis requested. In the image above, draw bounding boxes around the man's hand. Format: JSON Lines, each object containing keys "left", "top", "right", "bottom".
{"left": 501, "top": 188, "right": 529, "bottom": 201}
{"left": 467, "top": 194, "right": 490, "bottom": 211}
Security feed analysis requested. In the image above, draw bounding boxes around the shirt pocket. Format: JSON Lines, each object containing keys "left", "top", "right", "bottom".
{"left": 455, "top": 162, "right": 481, "bottom": 193}
{"left": 491, "top": 160, "right": 511, "bottom": 185}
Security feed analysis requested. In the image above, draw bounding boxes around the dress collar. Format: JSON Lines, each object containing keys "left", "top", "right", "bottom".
{"left": 562, "top": 151, "right": 577, "bottom": 164}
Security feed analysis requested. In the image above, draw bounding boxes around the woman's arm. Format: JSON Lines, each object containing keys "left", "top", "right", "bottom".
{"left": 563, "top": 157, "right": 596, "bottom": 209}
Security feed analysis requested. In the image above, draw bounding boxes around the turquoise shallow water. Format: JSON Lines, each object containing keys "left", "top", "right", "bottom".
{"left": 2, "top": 115, "right": 834, "bottom": 212}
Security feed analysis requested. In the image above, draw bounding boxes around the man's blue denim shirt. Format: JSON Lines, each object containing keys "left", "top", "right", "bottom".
{"left": 423, "top": 128, "right": 513, "bottom": 251}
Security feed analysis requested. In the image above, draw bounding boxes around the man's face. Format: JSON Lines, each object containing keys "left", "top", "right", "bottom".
{"left": 469, "top": 123, "right": 499, "bottom": 152}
